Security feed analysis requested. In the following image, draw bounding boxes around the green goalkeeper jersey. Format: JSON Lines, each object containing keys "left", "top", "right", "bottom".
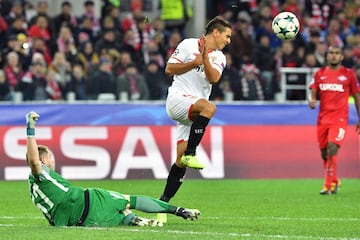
{"left": 28, "top": 165, "right": 130, "bottom": 227}
{"left": 28, "top": 165, "right": 85, "bottom": 226}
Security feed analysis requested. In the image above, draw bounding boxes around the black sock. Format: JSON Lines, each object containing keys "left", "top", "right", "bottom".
{"left": 185, "top": 115, "right": 210, "bottom": 155}
{"left": 160, "top": 164, "right": 186, "bottom": 202}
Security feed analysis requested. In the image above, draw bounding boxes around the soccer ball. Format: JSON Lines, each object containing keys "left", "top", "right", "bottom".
{"left": 271, "top": 12, "right": 300, "bottom": 40}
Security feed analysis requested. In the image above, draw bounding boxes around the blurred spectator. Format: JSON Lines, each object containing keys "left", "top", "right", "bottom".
{"left": 240, "top": 63, "right": 264, "bottom": 101}
{"left": 30, "top": 37, "right": 52, "bottom": 65}
{"left": 77, "top": 41, "right": 100, "bottom": 76}
{"left": 28, "top": 15, "right": 52, "bottom": 50}
{"left": 120, "top": 29, "right": 143, "bottom": 67}
{"left": 280, "top": 41, "right": 302, "bottom": 67}
{"left": 253, "top": 34, "right": 278, "bottom": 100}
{"left": 313, "top": 40, "right": 327, "bottom": 66}
{"left": 1, "top": 35, "right": 20, "bottom": 67}
{"left": 0, "top": 0, "right": 15, "bottom": 17}
{"left": 48, "top": 52, "right": 72, "bottom": 98}
{"left": 143, "top": 60, "right": 167, "bottom": 100}
{"left": 302, "top": 52, "right": 321, "bottom": 68}
{"left": 64, "top": 41, "right": 79, "bottom": 66}
{"left": 28, "top": 0, "right": 55, "bottom": 40}
{"left": 95, "top": 29, "right": 122, "bottom": 55}
{"left": 0, "top": 14, "right": 8, "bottom": 50}
{"left": 5, "top": 1, "right": 26, "bottom": 26}
{"left": 282, "top": 0, "right": 302, "bottom": 19}
{"left": 151, "top": 17, "right": 168, "bottom": 56}
{"left": 301, "top": 16, "right": 322, "bottom": 44}
{"left": 67, "top": 64, "right": 88, "bottom": 100}
{"left": 254, "top": 5, "right": 282, "bottom": 50}
{"left": 76, "top": 16, "right": 98, "bottom": 45}
{"left": 159, "top": 0, "right": 192, "bottom": 39}
{"left": 114, "top": 51, "right": 133, "bottom": 77}
{"left": 165, "top": 31, "right": 182, "bottom": 61}
{"left": 7, "top": 16, "right": 26, "bottom": 37}
{"left": 45, "top": 68, "right": 62, "bottom": 100}
{"left": 101, "top": 15, "right": 122, "bottom": 41}
{"left": 305, "top": 0, "right": 334, "bottom": 30}
{"left": 304, "top": 30, "right": 322, "bottom": 55}
{"left": 116, "top": 62, "right": 149, "bottom": 100}
{"left": 342, "top": 45, "right": 356, "bottom": 69}
{"left": 322, "top": 17, "right": 345, "bottom": 48}
{"left": 3, "top": 51, "right": 24, "bottom": 91}
{"left": 228, "top": 11, "right": 254, "bottom": 69}
{"left": 56, "top": 25, "right": 75, "bottom": 53}
{"left": 17, "top": 61, "right": 47, "bottom": 101}
{"left": 144, "top": 40, "right": 164, "bottom": 68}
{"left": 0, "top": 69, "right": 11, "bottom": 101}
{"left": 52, "top": 1, "right": 78, "bottom": 35}
{"left": 101, "top": 0, "right": 121, "bottom": 19}
{"left": 105, "top": 5, "right": 122, "bottom": 33}
{"left": 80, "top": 0, "right": 101, "bottom": 37}
{"left": 121, "top": 2, "right": 143, "bottom": 33}
{"left": 88, "top": 56, "right": 116, "bottom": 99}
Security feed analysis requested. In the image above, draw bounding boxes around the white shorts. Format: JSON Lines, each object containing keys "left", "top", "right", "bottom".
{"left": 166, "top": 89, "right": 202, "bottom": 141}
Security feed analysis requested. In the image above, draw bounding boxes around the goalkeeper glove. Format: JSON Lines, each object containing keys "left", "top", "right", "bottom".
{"left": 26, "top": 111, "right": 40, "bottom": 137}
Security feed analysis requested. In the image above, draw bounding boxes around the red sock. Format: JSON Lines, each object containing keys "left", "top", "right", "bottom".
{"left": 324, "top": 155, "right": 336, "bottom": 188}
{"left": 330, "top": 155, "right": 338, "bottom": 184}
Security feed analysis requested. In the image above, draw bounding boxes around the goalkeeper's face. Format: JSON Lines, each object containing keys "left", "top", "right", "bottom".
{"left": 39, "top": 145, "right": 55, "bottom": 170}
{"left": 44, "top": 150, "right": 55, "bottom": 171}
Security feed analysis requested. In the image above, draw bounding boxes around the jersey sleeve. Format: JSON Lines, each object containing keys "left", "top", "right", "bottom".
{"left": 309, "top": 70, "right": 319, "bottom": 90}
{"left": 167, "top": 39, "right": 190, "bottom": 64}
{"left": 211, "top": 52, "right": 226, "bottom": 75}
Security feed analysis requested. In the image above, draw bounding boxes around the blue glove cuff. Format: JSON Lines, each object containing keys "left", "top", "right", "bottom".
{"left": 27, "top": 128, "right": 35, "bottom": 137}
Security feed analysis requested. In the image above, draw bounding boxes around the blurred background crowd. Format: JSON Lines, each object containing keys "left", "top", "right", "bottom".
{"left": 1, "top": 0, "right": 360, "bottom": 102}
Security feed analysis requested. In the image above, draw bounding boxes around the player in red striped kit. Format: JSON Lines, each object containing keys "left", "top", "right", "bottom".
{"left": 308, "top": 45, "right": 360, "bottom": 194}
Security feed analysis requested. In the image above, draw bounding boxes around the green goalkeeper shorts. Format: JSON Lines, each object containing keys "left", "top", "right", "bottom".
{"left": 82, "top": 188, "right": 129, "bottom": 227}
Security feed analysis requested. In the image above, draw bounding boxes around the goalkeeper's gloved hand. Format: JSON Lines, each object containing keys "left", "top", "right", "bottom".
{"left": 26, "top": 111, "right": 40, "bottom": 137}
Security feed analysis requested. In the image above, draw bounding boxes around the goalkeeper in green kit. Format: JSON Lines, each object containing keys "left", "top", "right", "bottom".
{"left": 26, "top": 111, "right": 200, "bottom": 227}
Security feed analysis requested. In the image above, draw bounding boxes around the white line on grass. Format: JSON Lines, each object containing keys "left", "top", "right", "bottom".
{"left": 207, "top": 216, "right": 360, "bottom": 222}
{"left": 1, "top": 216, "right": 359, "bottom": 240}
{"left": 1, "top": 216, "right": 359, "bottom": 221}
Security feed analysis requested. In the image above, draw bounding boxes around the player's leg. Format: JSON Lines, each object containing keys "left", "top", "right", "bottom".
{"left": 317, "top": 125, "right": 331, "bottom": 194}
{"left": 129, "top": 195, "right": 200, "bottom": 221}
{"left": 160, "top": 141, "right": 187, "bottom": 202}
{"left": 181, "top": 99, "right": 215, "bottom": 169}
{"left": 320, "top": 125, "right": 344, "bottom": 194}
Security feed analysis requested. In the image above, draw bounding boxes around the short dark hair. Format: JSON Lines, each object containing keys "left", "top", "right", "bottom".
{"left": 204, "top": 16, "right": 232, "bottom": 35}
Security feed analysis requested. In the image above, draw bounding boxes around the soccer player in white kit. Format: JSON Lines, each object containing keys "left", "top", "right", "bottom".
{"left": 158, "top": 16, "right": 232, "bottom": 212}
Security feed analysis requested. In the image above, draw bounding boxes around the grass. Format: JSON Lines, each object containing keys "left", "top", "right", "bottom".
{"left": 1, "top": 179, "right": 360, "bottom": 240}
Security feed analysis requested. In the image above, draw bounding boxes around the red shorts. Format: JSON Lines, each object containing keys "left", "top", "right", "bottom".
{"left": 317, "top": 123, "right": 348, "bottom": 149}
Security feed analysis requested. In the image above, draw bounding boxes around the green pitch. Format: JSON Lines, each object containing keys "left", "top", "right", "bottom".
{"left": 1, "top": 179, "right": 360, "bottom": 240}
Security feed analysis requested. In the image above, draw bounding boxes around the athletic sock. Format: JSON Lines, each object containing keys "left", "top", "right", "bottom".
{"left": 122, "top": 213, "right": 136, "bottom": 225}
{"left": 184, "top": 115, "right": 210, "bottom": 155}
{"left": 129, "top": 195, "right": 177, "bottom": 213}
{"left": 159, "top": 164, "right": 186, "bottom": 202}
{"left": 324, "top": 155, "right": 335, "bottom": 189}
{"left": 330, "top": 155, "right": 338, "bottom": 184}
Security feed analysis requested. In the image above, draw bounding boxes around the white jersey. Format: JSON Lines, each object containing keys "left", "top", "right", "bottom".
{"left": 167, "top": 38, "right": 226, "bottom": 99}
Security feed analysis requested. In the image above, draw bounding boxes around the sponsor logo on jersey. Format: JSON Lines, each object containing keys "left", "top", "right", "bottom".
{"left": 319, "top": 83, "right": 344, "bottom": 92}
{"left": 338, "top": 75, "right": 347, "bottom": 81}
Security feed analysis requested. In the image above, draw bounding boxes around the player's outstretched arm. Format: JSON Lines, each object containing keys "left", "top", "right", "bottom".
{"left": 26, "top": 111, "right": 42, "bottom": 175}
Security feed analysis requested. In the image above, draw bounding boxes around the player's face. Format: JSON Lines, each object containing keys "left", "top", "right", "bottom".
{"left": 44, "top": 150, "right": 55, "bottom": 170}
{"left": 326, "top": 48, "right": 343, "bottom": 67}
{"left": 215, "top": 28, "right": 232, "bottom": 50}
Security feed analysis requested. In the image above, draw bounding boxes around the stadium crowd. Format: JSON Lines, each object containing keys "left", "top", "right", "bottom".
{"left": 1, "top": 0, "right": 360, "bottom": 102}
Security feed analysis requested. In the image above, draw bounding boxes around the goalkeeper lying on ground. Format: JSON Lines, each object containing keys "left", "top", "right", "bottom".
{"left": 25, "top": 111, "right": 200, "bottom": 227}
